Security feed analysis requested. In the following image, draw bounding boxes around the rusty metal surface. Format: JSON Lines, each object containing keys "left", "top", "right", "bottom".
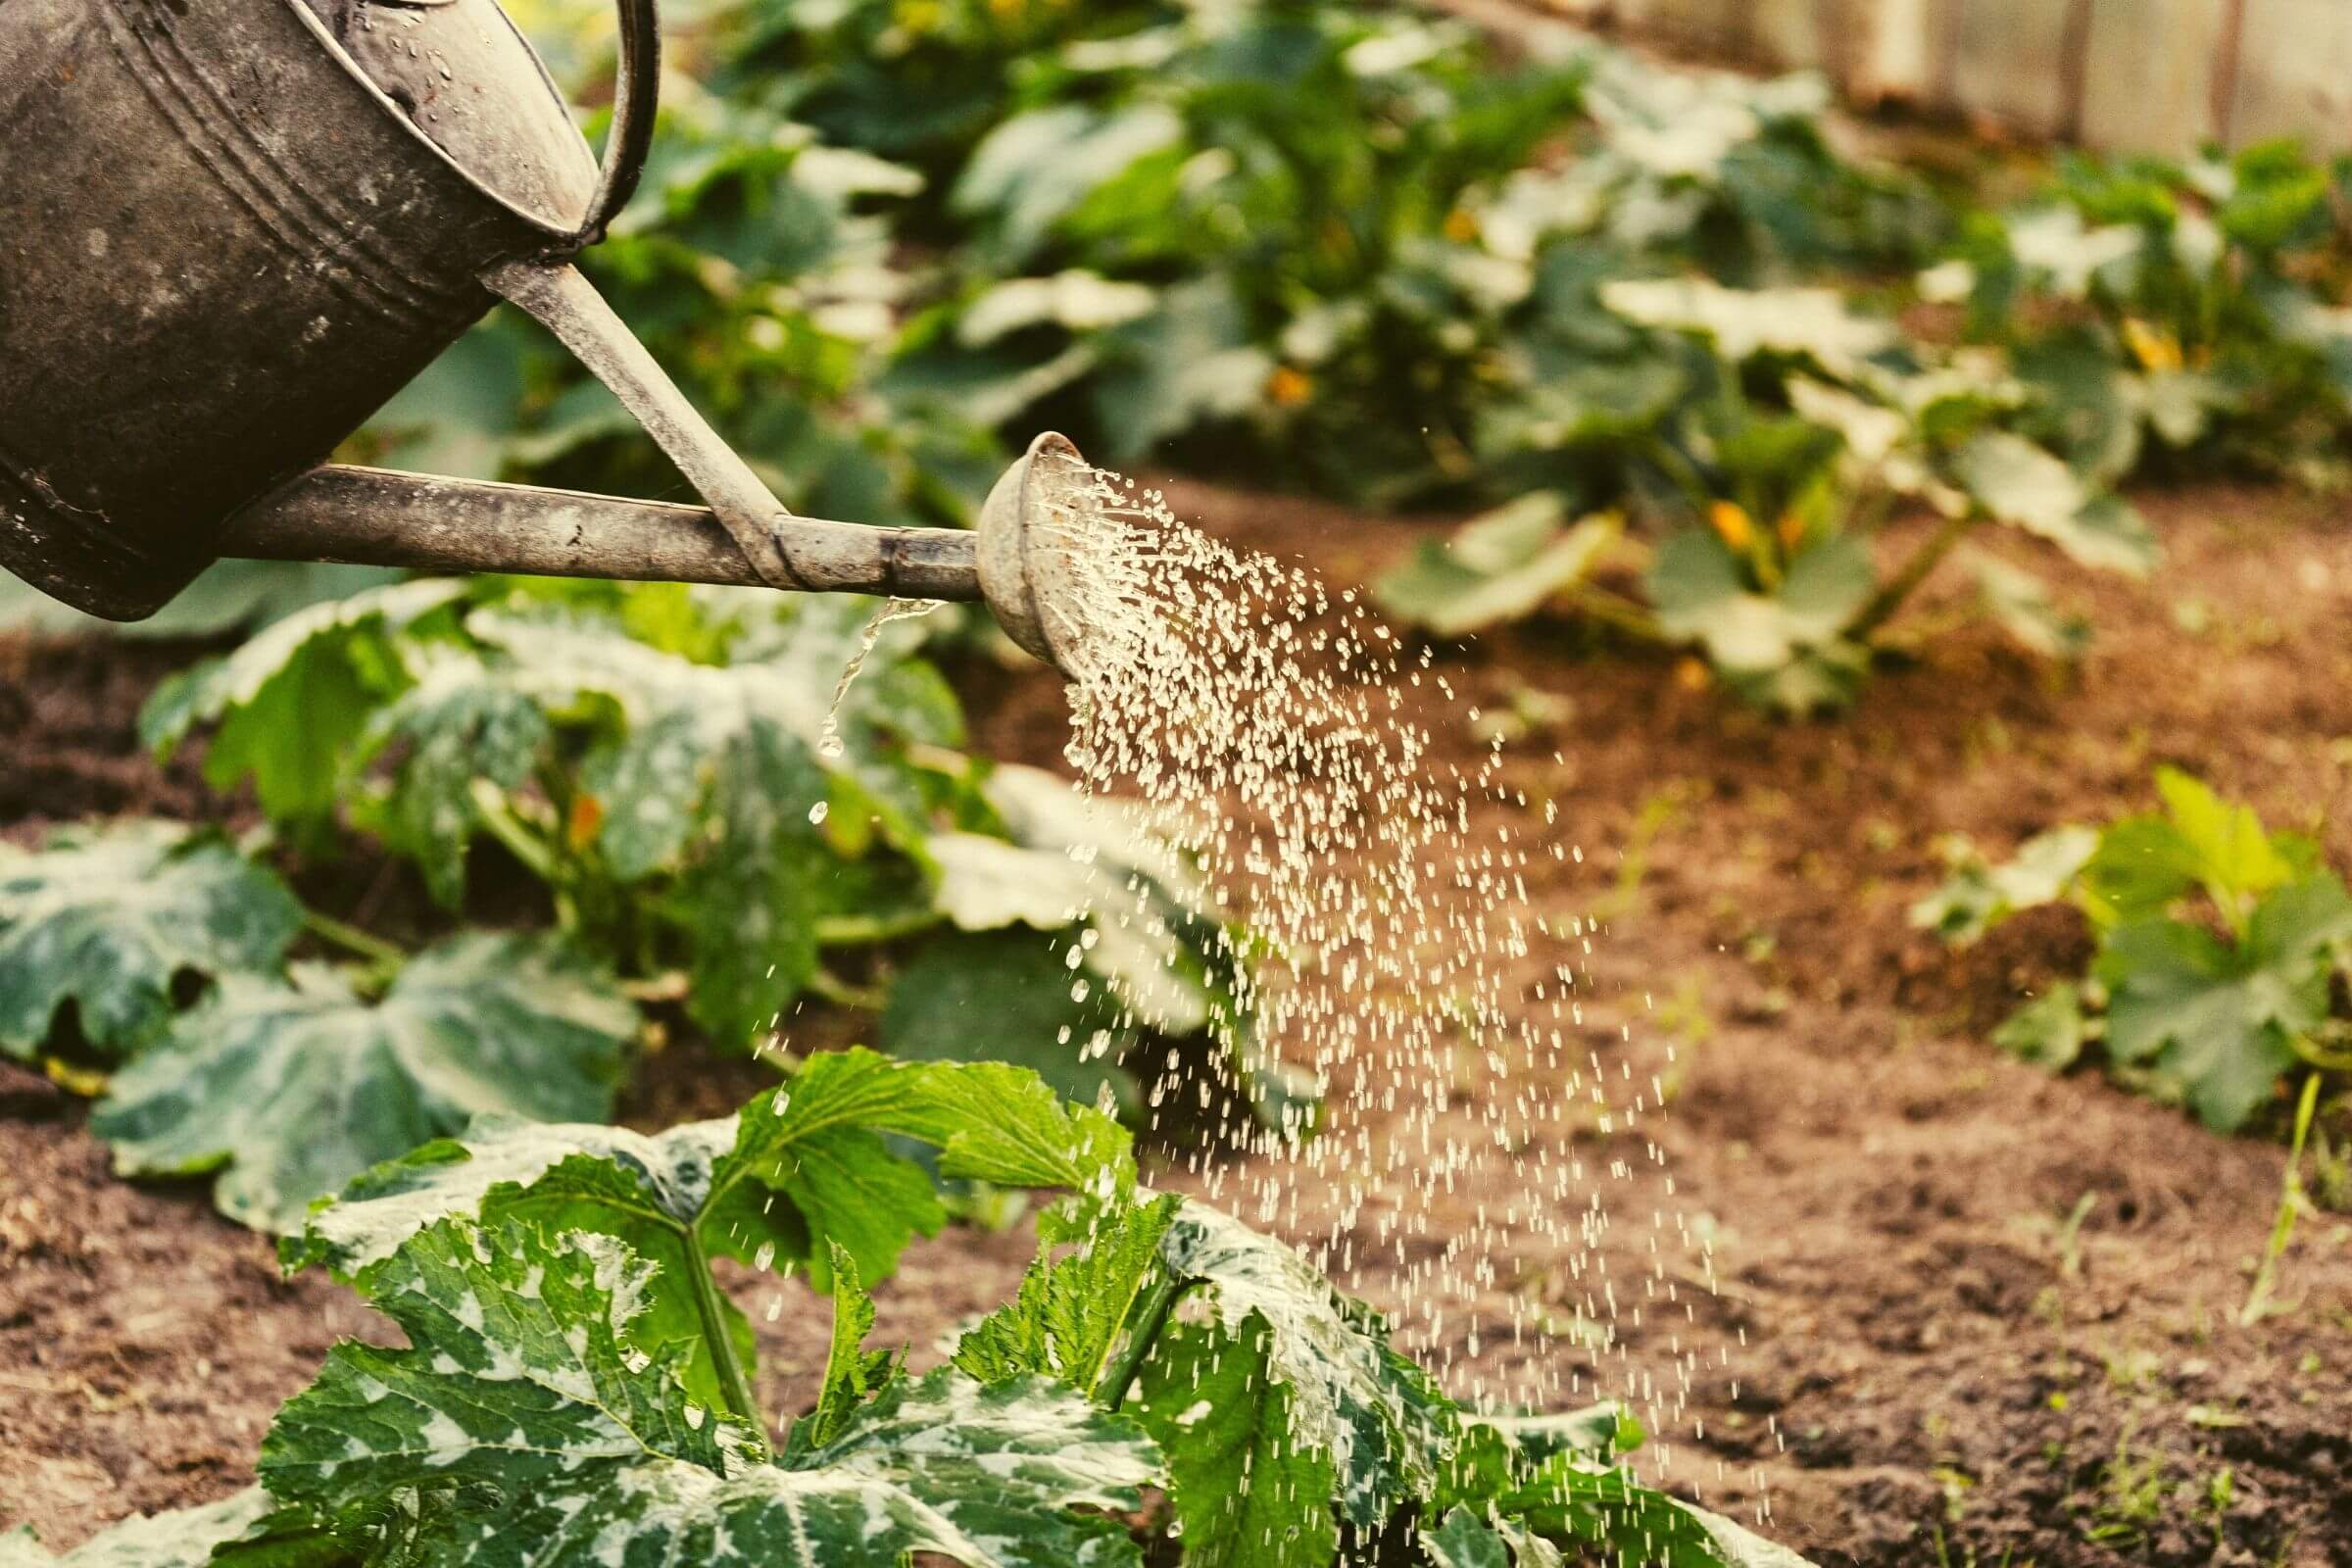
{"left": 0, "top": 0, "right": 603, "bottom": 618}
{"left": 221, "top": 466, "right": 986, "bottom": 601}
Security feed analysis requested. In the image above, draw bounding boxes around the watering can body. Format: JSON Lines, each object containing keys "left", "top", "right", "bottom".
{"left": 0, "top": 0, "right": 1089, "bottom": 670}
{"left": 0, "top": 0, "right": 613, "bottom": 618}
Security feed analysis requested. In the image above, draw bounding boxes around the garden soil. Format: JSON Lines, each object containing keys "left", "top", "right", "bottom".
{"left": 4, "top": 482, "right": 2350, "bottom": 1567}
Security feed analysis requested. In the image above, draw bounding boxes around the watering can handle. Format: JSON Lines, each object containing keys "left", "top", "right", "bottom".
{"left": 573, "top": 0, "right": 663, "bottom": 246}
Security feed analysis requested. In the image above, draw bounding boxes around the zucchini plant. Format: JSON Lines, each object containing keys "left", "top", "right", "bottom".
{"left": 2, "top": 1057, "right": 1811, "bottom": 1568}
{"left": 1913, "top": 768, "right": 2352, "bottom": 1133}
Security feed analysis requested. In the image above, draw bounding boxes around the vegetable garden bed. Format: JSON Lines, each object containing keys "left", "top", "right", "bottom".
{"left": 6, "top": 473, "right": 2348, "bottom": 1567}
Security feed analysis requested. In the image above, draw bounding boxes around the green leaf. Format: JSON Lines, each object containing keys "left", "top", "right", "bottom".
{"left": 290, "top": 1047, "right": 1132, "bottom": 1298}
{"left": 1996, "top": 983, "right": 2089, "bottom": 1071}
{"left": 955, "top": 103, "right": 1186, "bottom": 265}
{"left": 266, "top": 1217, "right": 1157, "bottom": 1568}
{"left": 1130, "top": 1312, "right": 1342, "bottom": 1568}
{"left": 883, "top": 930, "right": 1138, "bottom": 1115}
{"left": 1372, "top": 500, "right": 1620, "bottom": 637}
{"left": 356, "top": 649, "right": 555, "bottom": 908}
{"left": 0, "top": 821, "right": 302, "bottom": 1060}
{"left": 1155, "top": 1199, "right": 1457, "bottom": 1528}
{"left": 795, "top": 1241, "right": 905, "bottom": 1453}
{"left": 138, "top": 579, "right": 471, "bottom": 829}
{"left": 0, "top": 1489, "right": 305, "bottom": 1567}
{"left": 92, "top": 933, "right": 633, "bottom": 1232}
{"left": 1909, "top": 825, "right": 2099, "bottom": 945}
{"left": 1093, "top": 277, "right": 1277, "bottom": 461}
{"left": 1598, "top": 279, "right": 1899, "bottom": 375}
{"left": 1963, "top": 549, "right": 2090, "bottom": 661}
{"left": 2096, "top": 875, "right": 2352, "bottom": 1131}
{"left": 2081, "top": 768, "right": 2301, "bottom": 928}
{"left": 954, "top": 1191, "right": 1183, "bottom": 1396}
{"left": 1647, "top": 530, "right": 1874, "bottom": 711}
{"left": 1422, "top": 1506, "right": 1563, "bottom": 1568}
{"left": 1951, "top": 432, "right": 2157, "bottom": 577}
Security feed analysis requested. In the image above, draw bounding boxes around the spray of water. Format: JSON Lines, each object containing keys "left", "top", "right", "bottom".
{"left": 1013, "top": 458, "right": 1717, "bottom": 1474}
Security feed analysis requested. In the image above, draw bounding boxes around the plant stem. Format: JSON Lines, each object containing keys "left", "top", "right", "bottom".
{"left": 807, "top": 967, "right": 891, "bottom": 1013}
{"left": 2240, "top": 1072, "right": 2322, "bottom": 1327}
{"left": 683, "top": 1225, "right": 764, "bottom": 1433}
{"left": 813, "top": 909, "right": 947, "bottom": 948}
{"left": 1100, "top": 1271, "right": 1190, "bottom": 1410}
{"left": 1562, "top": 584, "right": 1671, "bottom": 645}
{"left": 300, "top": 908, "right": 407, "bottom": 968}
{"left": 1847, "top": 509, "right": 1983, "bottom": 642}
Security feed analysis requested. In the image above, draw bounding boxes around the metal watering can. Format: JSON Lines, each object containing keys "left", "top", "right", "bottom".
{"left": 0, "top": 0, "right": 1089, "bottom": 671}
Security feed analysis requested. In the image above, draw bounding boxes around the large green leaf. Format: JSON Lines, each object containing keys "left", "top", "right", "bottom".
{"left": 0, "top": 822, "right": 302, "bottom": 1061}
{"left": 1132, "top": 1312, "right": 1341, "bottom": 1568}
{"left": 138, "top": 579, "right": 471, "bottom": 829}
{"left": 1647, "top": 530, "right": 1874, "bottom": 712}
{"left": 92, "top": 933, "right": 634, "bottom": 1232}
{"left": 2080, "top": 767, "right": 2306, "bottom": 929}
{"left": 1372, "top": 499, "right": 1619, "bottom": 637}
{"left": 1598, "top": 279, "right": 1898, "bottom": 375}
{"left": 883, "top": 930, "right": 1138, "bottom": 1113}
{"left": 2097, "top": 875, "right": 2352, "bottom": 1131}
{"left": 263, "top": 1217, "right": 1157, "bottom": 1568}
{"left": 1950, "top": 432, "right": 2156, "bottom": 577}
{"left": 1154, "top": 1199, "right": 1457, "bottom": 1529}
{"left": 287, "top": 1048, "right": 1132, "bottom": 1365}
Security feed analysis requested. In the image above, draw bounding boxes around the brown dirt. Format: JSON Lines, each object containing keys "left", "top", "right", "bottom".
{"left": 5, "top": 481, "right": 2352, "bottom": 1566}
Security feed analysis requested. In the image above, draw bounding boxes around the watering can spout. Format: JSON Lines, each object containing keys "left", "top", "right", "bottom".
{"left": 213, "top": 428, "right": 1096, "bottom": 677}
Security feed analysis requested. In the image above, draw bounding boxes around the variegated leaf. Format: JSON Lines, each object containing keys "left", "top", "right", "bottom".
{"left": 0, "top": 821, "right": 302, "bottom": 1060}
{"left": 265, "top": 1217, "right": 1155, "bottom": 1568}
{"left": 92, "top": 933, "right": 633, "bottom": 1233}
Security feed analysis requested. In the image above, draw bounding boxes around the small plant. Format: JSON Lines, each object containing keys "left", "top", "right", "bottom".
{"left": 1914, "top": 768, "right": 2352, "bottom": 1132}
{"left": 1, "top": 1059, "right": 1813, "bottom": 1568}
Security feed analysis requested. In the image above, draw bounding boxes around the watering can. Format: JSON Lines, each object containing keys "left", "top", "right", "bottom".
{"left": 0, "top": 0, "right": 1089, "bottom": 672}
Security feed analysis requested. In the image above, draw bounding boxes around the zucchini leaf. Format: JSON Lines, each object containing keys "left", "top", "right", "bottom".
{"left": 91, "top": 933, "right": 634, "bottom": 1233}
{"left": 0, "top": 821, "right": 301, "bottom": 1061}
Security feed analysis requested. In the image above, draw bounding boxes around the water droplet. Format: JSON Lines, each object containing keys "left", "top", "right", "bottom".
{"left": 808, "top": 801, "right": 829, "bottom": 825}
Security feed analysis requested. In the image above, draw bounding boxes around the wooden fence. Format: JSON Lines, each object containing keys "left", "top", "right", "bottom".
{"left": 1512, "top": 0, "right": 2352, "bottom": 156}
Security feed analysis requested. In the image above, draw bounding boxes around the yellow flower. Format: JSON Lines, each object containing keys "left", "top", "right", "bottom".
{"left": 566, "top": 793, "right": 606, "bottom": 851}
{"left": 1708, "top": 500, "right": 1753, "bottom": 552}
{"left": 1674, "top": 656, "right": 1713, "bottom": 692}
{"left": 1443, "top": 207, "right": 1480, "bottom": 244}
{"left": 1267, "top": 366, "right": 1315, "bottom": 408}
{"left": 2122, "top": 317, "right": 2184, "bottom": 373}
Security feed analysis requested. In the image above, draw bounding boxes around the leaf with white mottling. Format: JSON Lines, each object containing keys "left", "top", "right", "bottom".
{"left": 138, "top": 579, "right": 471, "bottom": 828}
{"left": 0, "top": 821, "right": 301, "bottom": 1060}
{"left": 93, "top": 933, "right": 633, "bottom": 1233}
{"left": 0, "top": 1489, "right": 313, "bottom": 1568}
{"left": 1154, "top": 1199, "right": 1457, "bottom": 1529}
{"left": 266, "top": 1217, "right": 1156, "bottom": 1568}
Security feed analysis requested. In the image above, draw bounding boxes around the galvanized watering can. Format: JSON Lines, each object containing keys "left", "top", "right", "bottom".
{"left": 0, "top": 0, "right": 1088, "bottom": 671}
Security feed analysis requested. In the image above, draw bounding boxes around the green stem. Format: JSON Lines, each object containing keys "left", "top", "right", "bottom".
{"left": 1100, "top": 1271, "right": 1190, "bottom": 1410}
{"left": 1846, "top": 509, "right": 1984, "bottom": 642}
{"left": 1563, "top": 583, "right": 1672, "bottom": 646}
{"left": 301, "top": 908, "right": 407, "bottom": 969}
{"left": 683, "top": 1225, "right": 764, "bottom": 1432}
{"left": 814, "top": 909, "right": 947, "bottom": 948}
{"left": 468, "top": 779, "right": 561, "bottom": 885}
{"left": 807, "top": 967, "right": 892, "bottom": 1013}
